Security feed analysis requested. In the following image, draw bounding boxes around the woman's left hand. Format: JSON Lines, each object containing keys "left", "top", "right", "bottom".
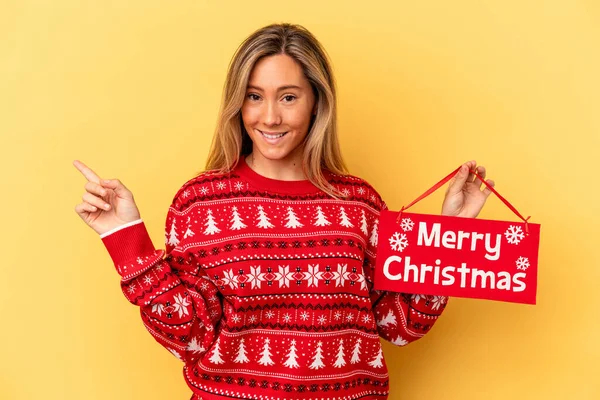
{"left": 441, "top": 160, "right": 495, "bottom": 218}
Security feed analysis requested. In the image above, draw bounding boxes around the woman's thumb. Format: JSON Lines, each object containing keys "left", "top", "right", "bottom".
{"left": 447, "top": 165, "right": 468, "bottom": 196}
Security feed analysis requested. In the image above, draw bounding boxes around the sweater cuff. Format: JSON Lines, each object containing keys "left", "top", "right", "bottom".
{"left": 101, "top": 221, "right": 163, "bottom": 280}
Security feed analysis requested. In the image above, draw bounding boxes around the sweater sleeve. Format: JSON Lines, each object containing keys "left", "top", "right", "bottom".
{"left": 100, "top": 195, "right": 223, "bottom": 364}
{"left": 365, "top": 201, "right": 449, "bottom": 347}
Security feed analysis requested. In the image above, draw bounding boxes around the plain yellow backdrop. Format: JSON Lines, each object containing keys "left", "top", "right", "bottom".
{"left": 1, "top": 1, "right": 599, "bottom": 399}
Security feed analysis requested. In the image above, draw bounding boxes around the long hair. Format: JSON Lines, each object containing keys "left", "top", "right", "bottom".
{"left": 202, "top": 23, "right": 348, "bottom": 198}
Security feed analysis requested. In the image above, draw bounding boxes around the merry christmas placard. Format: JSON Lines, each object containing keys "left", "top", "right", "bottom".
{"left": 372, "top": 166, "right": 541, "bottom": 305}
{"left": 373, "top": 211, "right": 540, "bottom": 304}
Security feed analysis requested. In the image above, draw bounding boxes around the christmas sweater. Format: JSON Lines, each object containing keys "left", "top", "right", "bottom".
{"left": 100, "top": 157, "right": 449, "bottom": 400}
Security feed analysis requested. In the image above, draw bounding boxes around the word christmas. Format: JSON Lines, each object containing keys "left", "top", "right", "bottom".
{"left": 374, "top": 211, "right": 540, "bottom": 304}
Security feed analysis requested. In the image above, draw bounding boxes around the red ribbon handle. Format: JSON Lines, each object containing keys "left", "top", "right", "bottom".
{"left": 396, "top": 166, "right": 531, "bottom": 235}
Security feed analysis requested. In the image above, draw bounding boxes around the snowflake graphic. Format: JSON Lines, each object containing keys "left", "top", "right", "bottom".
{"left": 282, "top": 313, "right": 292, "bottom": 323}
{"left": 341, "top": 188, "right": 351, "bottom": 197}
{"left": 516, "top": 256, "right": 530, "bottom": 271}
{"left": 504, "top": 225, "right": 525, "bottom": 245}
{"left": 389, "top": 232, "right": 409, "bottom": 252}
{"left": 400, "top": 218, "right": 414, "bottom": 232}
{"left": 362, "top": 314, "right": 372, "bottom": 323}
{"left": 346, "top": 314, "right": 354, "bottom": 322}
{"left": 143, "top": 275, "right": 154, "bottom": 286}
{"left": 265, "top": 310, "right": 275, "bottom": 319}
{"left": 216, "top": 182, "right": 226, "bottom": 190}
{"left": 182, "top": 189, "right": 190, "bottom": 198}
{"left": 248, "top": 315, "right": 257, "bottom": 323}
{"left": 234, "top": 181, "right": 244, "bottom": 191}
{"left": 334, "top": 311, "right": 342, "bottom": 320}
{"left": 357, "top": 187, "right": 365, "bottom": 195}
{"left": 199, "top": 187, "right": 209, "bottom": 195}
{"left": 300, "top": 311, "right": 310, "bottom": 321}
{"left": 127, "top": 284, "right": 136, "bottom": 294}
{"left": 200, "top": 282, "right": 209, "bottom": 291}
{"left": 231, "top": 314, "right": 241, "bottom": 323}
{"left": 317, "top": 315, "right": 327, "bottom": 325}
{"left": 431, "top": 296, "right": 447, "bottom": 311}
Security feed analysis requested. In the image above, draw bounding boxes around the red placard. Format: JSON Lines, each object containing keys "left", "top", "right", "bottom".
{"left": 373, "top": 166, "right": 541, "bottom": 305}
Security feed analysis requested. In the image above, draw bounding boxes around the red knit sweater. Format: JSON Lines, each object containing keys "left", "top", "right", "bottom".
{"left": 100, "top": 157, "right": 448, "bottom": 400}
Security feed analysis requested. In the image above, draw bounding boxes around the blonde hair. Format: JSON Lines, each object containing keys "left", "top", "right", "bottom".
{"left": 202, "top": 23, "right": 348, "bottom": 198}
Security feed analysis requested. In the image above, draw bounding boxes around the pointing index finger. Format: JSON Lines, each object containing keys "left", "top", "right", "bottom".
{"left": 73, "top": 160, "right": 102, "bottom": 183}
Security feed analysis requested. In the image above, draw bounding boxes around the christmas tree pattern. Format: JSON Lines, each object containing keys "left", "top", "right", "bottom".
{"left": 233, "top": 338, "right": 250, "bottom": 363}
{"left": 392, "top": 336, "right": 409, "bottom": 346}
{"left": 257, "top": 337, "right": 275, "bottom": 366}
{"left": 314, "top": 206, "right": 331, "bottom": 227}
{"left": 369, "top": 219, "right": 379, "bottom": 247}
{"left": 368, "top": 347, "right": 384, "bottom": 368}
{"left": 256, "top": 205, "right": 275, "bottom": 229}
{"left": 229, "top": 206, "right": 247, "bottom": 230}
{"left": 187, "top": 336, "right": 206, "bottom": 354}
{"left": 376, "top": 310, "right": 397, "bottom": 327}
{"left": 183, "top": 216, "right": 195, "bottom": 239}
{"left": 308, "top": 341, "right": 325, "bottom": 370}
{"left": 339, "top": 206, "right": 354, "bottom": 228}
{"left": 333, "top": 338, "right": 346, "bottom": 368}
{"left": 203, "top": 209, "right": 221, "bottom": 235}
{"left": 350, "top": 338, "right": 362, "bottom": 364}
{"left": 208, "top": 337, "right": 225, "bottom": 364}
{"left": 283, "top": 339, "right": 300, "bottom": 368}
{"left": 360, "top": 210, "right": 369, "bottom": 236}
{"left": 167, "top": 219, "right": 180, "bottom": 246}
{"left": 284, "top": 207, "right": 304, "bottom": 228}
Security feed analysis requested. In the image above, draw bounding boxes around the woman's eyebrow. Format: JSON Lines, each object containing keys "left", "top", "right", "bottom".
{"left": 246, "top": 84, "right": 302, "bottom": 91}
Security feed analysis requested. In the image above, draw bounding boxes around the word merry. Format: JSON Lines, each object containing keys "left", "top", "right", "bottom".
{"left": 417, "top": 222, "right": 502, "bottom": 261}
{"left": 383, "top": 256, "right": 526, "bottom": 292}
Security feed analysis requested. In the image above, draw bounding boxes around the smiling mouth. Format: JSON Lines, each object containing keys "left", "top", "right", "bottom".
{"left": 258, "top": 130, "right": 288, "bottom": 139}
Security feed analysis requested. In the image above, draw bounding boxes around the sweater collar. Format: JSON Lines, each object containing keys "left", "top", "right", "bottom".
{"left": 234, "top": 156, "right": 326, "bottom": 195}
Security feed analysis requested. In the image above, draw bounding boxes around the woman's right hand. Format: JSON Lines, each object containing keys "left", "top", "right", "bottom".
{"left": 73, "top": 160, "right": 142, "bottom": 236}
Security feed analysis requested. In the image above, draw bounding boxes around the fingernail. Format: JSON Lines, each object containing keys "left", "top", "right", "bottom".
{"left": 104, "top": 204, "right": 110, "bottom": 210}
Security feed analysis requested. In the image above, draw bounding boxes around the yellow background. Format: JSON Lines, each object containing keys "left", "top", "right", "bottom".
{"left": 1, "top": 1, "right": 599, "bottom": 399}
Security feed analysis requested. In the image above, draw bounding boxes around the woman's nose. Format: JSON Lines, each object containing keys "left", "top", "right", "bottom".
{"left": 263, "top": 101, "right": 282, "bottom": 126}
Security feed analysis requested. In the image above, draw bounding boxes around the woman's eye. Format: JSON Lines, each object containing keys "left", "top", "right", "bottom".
{"left": 247, "top": 94, "right": 260, "bottom": 101}
{"left": 283, "top": 95, "right": 296, "bottom": 102}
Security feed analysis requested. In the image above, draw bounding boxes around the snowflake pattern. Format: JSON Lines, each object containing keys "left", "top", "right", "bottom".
{"left": 357, "top": 187, "right": 365, "bottom": 195}
{"left": 431, "top": 296, "right": 447, "bottom": 311}
{"left": 516, "top": 256, "right": 530, "bottom": 271}
{"left": 400, "top": 217, "right": 414, "bottom": 232}
{"left": 504, "top": 225, "right": 525, "bottom": 245}
{"left": 216, "top": 181, "right": 226, "bottom": 190}
{"left": 234, "top": 181, "right": 244, "bottom": 191}
{"left": 389, "top": 232, "right": 409, "bottom": 252}
{"left": 199, "top": 187, "right": 209, "bottom": 195}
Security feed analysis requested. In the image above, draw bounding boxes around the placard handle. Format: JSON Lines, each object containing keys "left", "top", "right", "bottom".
{"left": 396, "top": 166, "right": 531, "bottom": 234}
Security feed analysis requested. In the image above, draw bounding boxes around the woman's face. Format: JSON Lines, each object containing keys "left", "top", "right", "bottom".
{"left": 241, "top": 53, "right": 316, "bottom": 164}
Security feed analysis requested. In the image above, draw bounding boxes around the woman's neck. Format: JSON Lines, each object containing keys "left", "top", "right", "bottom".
{"left": 246, "top": 150, "right": 307, "bottom": 181}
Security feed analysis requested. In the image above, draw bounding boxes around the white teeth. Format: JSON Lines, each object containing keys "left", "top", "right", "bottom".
{"left": 260, "top": 131, "right": 286, "bottom": 139}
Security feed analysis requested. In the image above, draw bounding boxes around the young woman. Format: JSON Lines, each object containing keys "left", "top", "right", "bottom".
{"left": 74, "top": 23, "right": 494, "bottom": 400}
